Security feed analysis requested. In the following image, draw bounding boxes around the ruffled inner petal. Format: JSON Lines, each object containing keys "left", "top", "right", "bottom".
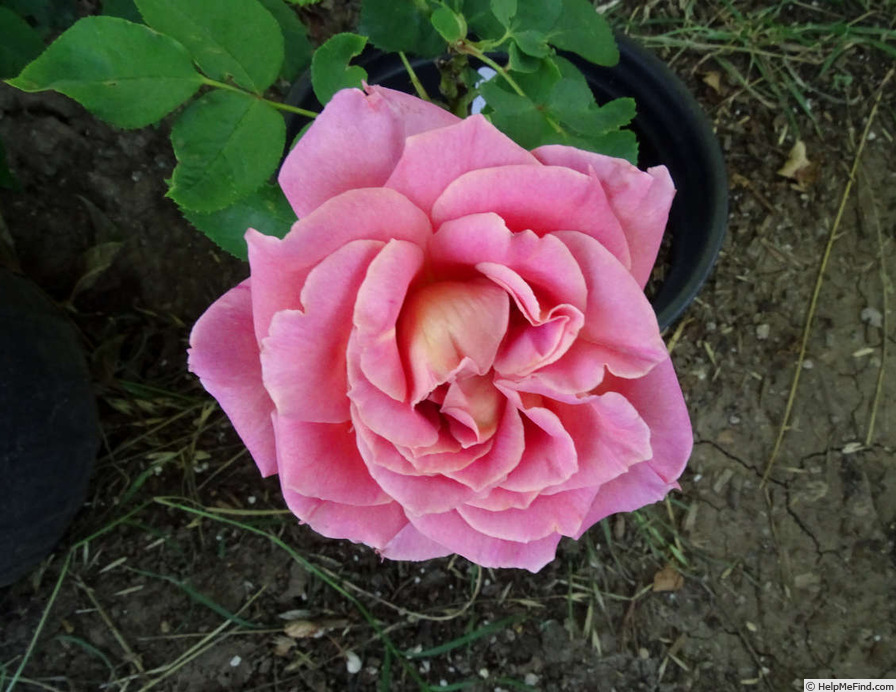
{"left": 397, "top": 278, "right": 509, "bottom": 405}
{"left": 246, "top": 188, "right": 431, "bottom": 343}
{"left": 431, "top": 165, "right": 631, "bottom": 270}
{"left": 260, "top": 240, "right": 382, "bottom": 424}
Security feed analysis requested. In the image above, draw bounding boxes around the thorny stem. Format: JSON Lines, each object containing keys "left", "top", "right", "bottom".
{"left": 200, "top": 77, "right": 318, "bottom": 119}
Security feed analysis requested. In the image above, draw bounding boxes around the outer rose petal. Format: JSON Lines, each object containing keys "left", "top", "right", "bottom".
{"left": 380, "top": 522, "right": 453, "bottom": 561}
{"left": 386, "top": 114, "right": 538, "bottom": 214}
{"left": 599, "top": 358, "right": 693, "bottom": 483}
{"left": 279, "top": 479, "right": 408, "bottom": 550}
{"left": 279, "top": 86, "right": 458, "bottom": 217}
{"left": 432, "top": 165, "right": 632, "bottom": 270}
{"left": 246, "top": 188, "right": 431, "bottom": 343}
{"left": 274, "top": 415, "right": 390, "bottom": 506}
{"left": 533, "top": 145, "right": 675, "bottom": 287}
{"left": 409, "top": 510, "right": 562, "bottom": 572}
{"left": 188, "top": 280, "right": 277, "bottom": 477}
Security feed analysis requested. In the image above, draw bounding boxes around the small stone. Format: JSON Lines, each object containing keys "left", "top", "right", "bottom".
{"left": 861, "top": 307, "right": 883, "bottom": 328}
{"left": 346, "top": 651, "right": 362, "bottom": 674}
{"left": 230, "top": 656, "right": 242, "bottom": 667}
{"left": 756, "top": 323, "right": 770, "bottom": 340}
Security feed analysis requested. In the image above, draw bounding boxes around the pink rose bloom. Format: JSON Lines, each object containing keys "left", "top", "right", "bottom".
{"left": 189, "top": 86, "right": 692, "bottom": 572}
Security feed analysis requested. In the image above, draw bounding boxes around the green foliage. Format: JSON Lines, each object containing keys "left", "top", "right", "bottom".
{"left": 4, "top": 0, "right": 634, "bottom": 256}
{"left": 256, "top": 0, "right": 312, "bottom": 82}
{"left": 169, "top": 90, "right": 285, "bottom": 213}
{"left": 101, "top": 0, "right": 142, "bottom": 22}
{"left": 0, "top": 6, "right": 43, "bottom": 79}
{"left": 430, "top": 6, "right": 466, "bottom": 43}
{"left": 360, "top": 0, "right": 445, "bottom": 58}
{"left": 1, "top": 0, "right": 77, "bottom": 35}
{"left": 311, "top": 32, "right": 368, "bottom": 105}
{"left": 481, "top": 55, "right": 637, "bottom": 161}
{"left": 181, "top": 182, "right": 296, "bottom": 259}
{"left": 135, "top": 0, "right": 284, "bottom": 93}
{"left": 7, "top": 16, "right": 203, "bottom": 128}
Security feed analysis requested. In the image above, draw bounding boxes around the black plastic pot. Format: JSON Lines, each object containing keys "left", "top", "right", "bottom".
{"left": 0, "top": 269, "right": 98, "bottom": 586}
{"left": 286, "top": 37, "right": 727, "bottom": 329}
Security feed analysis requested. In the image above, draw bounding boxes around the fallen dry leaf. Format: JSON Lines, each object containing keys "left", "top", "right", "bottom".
{"left": 702, "top": 71, "right": 722, "bottom": 93}
{"left": 283, "top": 617, "right": 349, "bottom": 639}
{"left": 653, "top": 564, "right": 685, "bottom": 592}
{"left": 777, "top": 140, "right": 810, "bottom": 179}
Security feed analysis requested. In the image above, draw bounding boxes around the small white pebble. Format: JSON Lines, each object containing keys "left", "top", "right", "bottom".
{"left": 861, "top": 307, "right": 883, "bottom": 328}
{"left": 755, "top": 324, "right": 770, "bottom": 340}
{"left": 525, "top": 673, "right": 540, "bottom": 686}
{"left": 247, "top": 496, "right": 256, "bottom": 505}
{"left": 801, "top": 359, "right": 814, "bottom": 370}
{"left": 419, "top": 660, "right": 431, "bottom": 673}
{"left": 729, "top": 414, "right": 741, "bottom": 425}
{"left": 229, "top": 655, "right": 241, "bottom": 667}
{"left": 479, "top": 668, "right": 490, "bottom": 678}
{"left": 346, "top": 651, "right": 362, "bottom": 674}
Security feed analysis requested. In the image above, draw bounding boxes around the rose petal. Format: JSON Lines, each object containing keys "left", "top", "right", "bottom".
{"left": 430, "top": 213, "right": 587, "bottom": 310}
{"left": 445, "top": 401, "right": 525, "bottom": 492}
{"left": 431, "top": 165, "right": 631, "bottom": 270}
{"left": 279, "top": 86, "right": 458, "bottom": 217}
{"left": 279, "top": 480, "right": 408, "bottom": 550}
{"left": 246, "top": 188, "right": 431, "bottom": 343}
{"left": 540, "top": 391, "right": 652, "bottom": 495}
{"left": 533, "top": 145, "right": 675, "bottom": 287}
{"left": 261, "top": 240, "right": 382, "bottom": 423}
{"left": 598, "top": 358, "right": 692, "bottom": 484}
{"left": 554, "top": 231, "right": 668, "bottom": 378}
{"left": 441, "top": 375, "right": 503, "bottom": 447}
{"left": 188, "top": 280, "right": 277, "bottom": 477}
{"left": 386, "top": 114, "right": 537, "bottom": 214}
{"left": 379, "top": 522, "right": 453, "bottom": 561}
{"left": 346, "top": 332, "right": 440, "bottom": 450}
{"left": 355, "top": 425, "right": 476, "bottom": 514}
{"left": 353, "top": 240, "right": 425, "bottom": 402}
{"left": 398, "top": 278, "right": 509, "bottom": 404}
{"left": 498, "top": 390, "right": 579, "bottom": 493}
{"left": 274, "top": 414, "right": 390, "bottom": 506}
{"left": 409, "top": 510, "right": 562, "bottom": 572}
{"left": 458, "top": 487, "right": 597, "bottom": 542}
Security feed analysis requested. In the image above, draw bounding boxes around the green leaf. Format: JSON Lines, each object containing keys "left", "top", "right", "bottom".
{"left": 546, "top": 0, "right": 617, "bottom": 66}
{"left": 0, "top": 6, "right": 44, "bottom": 79}
{"left": 101, "top": 0, "right": 142, "bottom": 22}
{"left": 3, "top": 0, "right": 76, "bottom": 34}
{"left": 135, "top": 0, "right": 284, "bottom": 93}
{"left": 462, "top": 0, "right": 504, "bottom": 39}
{"left": 7, "top": 16, "right": 203, "bottom": 128}
{"left": 512, "top": 29, "right": 549, "bottom": 58}
{"left": 489, "top": 0, "right": 516, "bottom": 27}
{"left": 431, "top": 6, "right": 466, "bottom": 43}
{"left": 169, "top": 90, "right": 285, "bottom": 213}
{"left": 507, "top": 41, "right": 542, "bottom": 72}
{"left": 480, "top": 79, "right": 553, "bottom": 149}
{"left": 281, "top": 0, "right": 320, "bottom": 5}
{"left": 360, "top": 0, "right": 444, "bottom": 58}
{"left": 311, "top": 32, "right": 367, "bottom": 105}
{"left": 256, "top": 0, "right": 312, "bottom": 82}
{"left": 510, "top": 0, "right": 560, "bottom": 35}
{"left": 181, "top": 182, "right": 296, "bottom": 259}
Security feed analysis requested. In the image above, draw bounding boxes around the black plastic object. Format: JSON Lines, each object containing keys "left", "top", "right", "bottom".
{"left": 285, "top": 36, "right": 727, "bottom": 329}
{"left": 0, "top": 269, "right": 98, "bottom": 586}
